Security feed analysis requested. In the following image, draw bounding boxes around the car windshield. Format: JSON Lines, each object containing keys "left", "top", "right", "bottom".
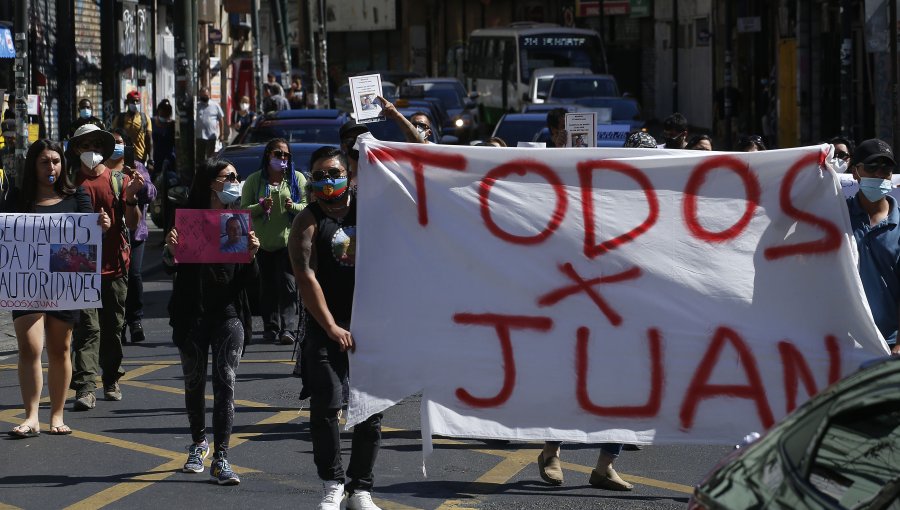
{"left": 550, "top": 78, "right": 617, "bottom": 99}
{"left": 418, "top": 83, "right": 465, "bottom": 109}
{"left": 493, "top": 117, "right": 544, "bottom": 146}
{"left": 248, "top": 123, "right": 340, "bottom": 144}
{"left": 536, "top": 77, "right": 554, "bottom": 96}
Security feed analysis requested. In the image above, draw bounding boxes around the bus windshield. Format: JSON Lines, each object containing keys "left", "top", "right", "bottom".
{"left": 519, "top": 34, "right": 605, "bottom": 83}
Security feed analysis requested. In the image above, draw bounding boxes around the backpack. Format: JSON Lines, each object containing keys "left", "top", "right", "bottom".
{"left": 113, "top": 111, "right": 149, "bottom": 137}
{"left": 109, "top": 170, "right": 132, "bottom": 275}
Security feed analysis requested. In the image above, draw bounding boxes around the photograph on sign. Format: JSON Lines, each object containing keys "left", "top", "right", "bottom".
{"left": 349, "top": 74, "right": 385, "bottom": 124}
{"left": 174, "top": 209, "right": 253, "bottom": 263}
{"left": 565, "top": 112, "right": 596, "bottom": 147}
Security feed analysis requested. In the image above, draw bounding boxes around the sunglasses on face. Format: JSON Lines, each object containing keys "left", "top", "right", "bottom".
{"left": 270, "top": 149, "right": 291, "bottom": 160}
{"left": 413, "top": 121, "right": 431, "bottom": 131}
{"left": 217, "top": 172, "right": 239, "bottom": 183}
{"left": 834, "top": 150, "right": 851, "bottom": 161}
{"left": 311, "top": 168, "right": 345, "bottom": 181}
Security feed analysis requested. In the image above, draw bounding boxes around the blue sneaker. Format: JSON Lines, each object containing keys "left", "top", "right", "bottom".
{"left": 210, "top": 452, "right": 240, "bottom": 485}
{"left": 183, "top": 440, "right": 210, "bottom": 473}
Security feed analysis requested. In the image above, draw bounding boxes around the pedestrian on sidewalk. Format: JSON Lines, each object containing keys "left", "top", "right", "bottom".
{"left": 240, "top": 138, "right": 306, "bottom": 345}
{"left": 289, "top": 146, "right": 383, "bottom": 510}
{"left": 164, "top": 158, "right": 260, "bottom": 485}
{"left": 68, "top": 124, "right": 145, "bottom": 410}
{"left": 5, "top": 140, "right": 111, "bottom": 438}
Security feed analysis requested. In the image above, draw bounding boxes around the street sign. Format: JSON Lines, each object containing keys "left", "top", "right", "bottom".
{"left": 630, "top": 0, "right": 651, "bottom": 18}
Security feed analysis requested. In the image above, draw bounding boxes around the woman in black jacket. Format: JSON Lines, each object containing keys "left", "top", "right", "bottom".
{"left": 164, "top": 158, "right": 259, "bottom": 485}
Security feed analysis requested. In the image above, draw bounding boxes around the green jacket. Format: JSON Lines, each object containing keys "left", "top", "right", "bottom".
{"left": 240, "top": 169, "right": 307, "bottom": 251}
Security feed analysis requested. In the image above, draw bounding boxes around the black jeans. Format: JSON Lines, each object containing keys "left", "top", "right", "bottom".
{"left": 257, "top": 247, "right": 298, "bottom": 339}
{"left": 305, "top": 323, "right": 382, "bottom": 492}
{"left": 124, "top": 238, "right": 145, "bottom": 325}
{"left": 177, "top": 317, "right": 244, "bottom": 455}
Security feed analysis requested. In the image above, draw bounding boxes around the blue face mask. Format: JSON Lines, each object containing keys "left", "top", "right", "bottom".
{"left": 79, "top": 108, "right": 92, "bottom": 119}
{"left": 859, "top": 177, "right": 892, "bottom": 202}
{"left": 111, "top": 143, "right": 125, "bottom": 160}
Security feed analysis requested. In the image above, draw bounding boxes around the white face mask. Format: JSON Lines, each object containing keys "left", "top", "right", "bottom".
{"left": 80, "top": 151, "right": 104, "bottom": 169}
{"left": 240, "top": 102, "right": 250, "bottom": 111}
{"left": 831, "top": 158, "right": 848, "bottom": 173}
{"left": 127, "top": 103, "right": 139, "bottom": 113}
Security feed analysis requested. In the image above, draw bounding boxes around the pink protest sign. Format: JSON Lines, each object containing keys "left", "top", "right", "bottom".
{"left": 174, "top": 209, "right": 253, "bottom": 263}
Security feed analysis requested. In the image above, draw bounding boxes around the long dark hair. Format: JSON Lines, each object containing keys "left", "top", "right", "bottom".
{"left": 188, "top": 157, "right": 234, "bottom": 210}
{"left": 257, "top": 138, "right": 302, "bottom": 203}
{"left": 19, "top": 139, "right": 75, "bottom": 213}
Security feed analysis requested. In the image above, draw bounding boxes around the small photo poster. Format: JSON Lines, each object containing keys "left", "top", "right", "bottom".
{"left": 565, "top": 112, "right": 596, "bottom": 148}
{"left": 0, "top": 213, "right": 103, "bottom": 310}
{"left": 174, "top": 209, "right": 253, "bottom": 264}
{"left": 349, "top": 74, "right": 385, "bottom": 123}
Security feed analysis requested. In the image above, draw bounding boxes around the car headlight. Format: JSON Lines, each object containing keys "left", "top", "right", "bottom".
{"left": 455, "top": 118, "right": 465, "bottom": 128}
{"left": 453, "top": 115, "right": 472, "bottom": 128}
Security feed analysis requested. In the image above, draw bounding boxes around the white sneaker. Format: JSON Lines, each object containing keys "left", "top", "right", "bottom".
{"left": 347, "top": 490, "right": 382, "bottom": 510}
{"left": 318, "top": 480, "right": 345, "bottom": 510}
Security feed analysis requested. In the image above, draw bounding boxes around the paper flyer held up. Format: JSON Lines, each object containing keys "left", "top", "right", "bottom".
{"left": 565, "top": 112, "right": 596, "bottom": 147}
{"left": 174, "top": 209, "right": 253, "bottom": 264}
{"left": 349, "top": 74, "right": 385, "bottom": 123}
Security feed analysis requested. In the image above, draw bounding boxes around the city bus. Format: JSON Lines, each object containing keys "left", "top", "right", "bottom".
{"left": 466, "top": 23, "right": 608, "bottom": 125}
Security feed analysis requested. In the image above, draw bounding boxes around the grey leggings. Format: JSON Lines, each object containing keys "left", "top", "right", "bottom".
{"left": 178, "top": 317, "right": 244, "bottom": 455}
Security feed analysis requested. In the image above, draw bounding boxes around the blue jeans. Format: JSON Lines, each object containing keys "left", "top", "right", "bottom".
{"left": 125, "top": 238, "right": 145, "bottom": 325}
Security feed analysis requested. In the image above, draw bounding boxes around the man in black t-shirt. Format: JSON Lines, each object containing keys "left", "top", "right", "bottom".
{"left": 288, "top": 146, "right": 382, "bottom": 510}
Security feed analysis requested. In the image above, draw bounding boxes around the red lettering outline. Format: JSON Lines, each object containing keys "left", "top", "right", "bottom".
{"left": 577, "top": 160, "right": 659, "bottom": 258}
{"left": 367, "top": 146, "right": 467, "bottom": 226}
{"left": 453, "top": 313, "right": 554, "bottom": 408}
{"left": 778, "top": 335, "right": 841, "bottom": 413}
{"left": 680, "top": 326, "right": 775, "bottom": 430}
{"left": 683, "top": 156, "right": 761, "bottom": 242}
{"left": 764, "top": 153, "right": 842, "bottom": 259}
{"left": 480, "top": 160, "right": 567, "bottom": 245}
{"left": 576, "top": 327, "right": 664, "bottom": 417}
{"left": 537, "top": 263, "right": 641, "bottom": 326}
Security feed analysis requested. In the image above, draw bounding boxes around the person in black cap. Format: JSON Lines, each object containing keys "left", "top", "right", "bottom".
{"left": 846, "top": 138, "right": 900, "bottom": 354}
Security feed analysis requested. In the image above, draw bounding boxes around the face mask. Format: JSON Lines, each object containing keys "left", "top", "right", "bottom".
{"left": 200, "top": 96, "right": 209, "bottom": 103}
{"left": 240, "top": 102, "right": 249, "bottom": 111}
{"left": 664, "top": 136, "right": 683, "bottom": 149}
{"left": 80, "top": 151, "right": 104, "bottom": 169}
{"left": 416, "top": 124, "right": 429, "bottom": 142}
{"left": 111, "top": 143, "right": 125, "bottom": 160}
{"left": 127, "top": 103, "right": 139, "bottom": 113}
{"left": 831, "top": 158, "right": 848, "bottom": 173}
{"left": 269, "top": 158, "right": 288, "bottom": 172}
{"left": 311, "top": 177, "right": 349, "bottom": 202}
{"left": 215, "top": 181, "right": 242, "bottom": 205}
{"left": 79, "top": 108, "right": 92, "bottom": 119}
{"left": 859, "top": 177, "right": 892, "bottom": 202}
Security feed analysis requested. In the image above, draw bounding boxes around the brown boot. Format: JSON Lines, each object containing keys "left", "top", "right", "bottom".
{"left": 537, "top": 452, "right": 564, "bottom": 485}
{"left": 589, "top": 452, "right": 633, "bottom": 491}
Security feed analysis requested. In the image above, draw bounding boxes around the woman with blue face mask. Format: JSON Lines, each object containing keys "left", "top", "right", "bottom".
{"left": 240, "top": 138, "right": 307, "bottom": 346}
{"left": 164, "top": 158, "right": 260, "bottom": 485}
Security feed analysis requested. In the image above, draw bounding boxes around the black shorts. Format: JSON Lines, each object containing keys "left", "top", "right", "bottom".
{"left": 11, "top": 309, "right": 81, "bottom": 325}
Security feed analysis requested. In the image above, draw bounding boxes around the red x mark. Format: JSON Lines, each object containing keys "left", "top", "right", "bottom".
{"left": 537, "top": 263, "right": 641, "bottom": 326}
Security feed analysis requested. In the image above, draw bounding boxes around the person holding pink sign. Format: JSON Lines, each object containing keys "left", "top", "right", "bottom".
{"left": 165, "top": 158, "right": 260, "bottom": 485}
{"left": 240, "top": 138, "right": 307, "bottom": 345}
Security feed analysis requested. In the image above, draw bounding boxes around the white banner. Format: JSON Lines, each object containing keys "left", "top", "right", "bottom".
{"left": 0, "top": 213, "right": 102, "bottom": 310}
{"left": 348, "top": 140, "right": 890, "bottom": 453}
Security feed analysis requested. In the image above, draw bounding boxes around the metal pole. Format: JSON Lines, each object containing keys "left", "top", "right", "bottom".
{"left": 251, "top": 0, "right": 263, "bottom": 110}
{"left": 672, "top": 0, "right": 679, "bottom": 113}
{"left": 839, "top": 0, "right": 852, "bottom": 140}
{"left": 308, "top": 0, "right": 319, "bottom": 108}
{"left": 184, "top": 0, "right": 196, "bottom": 172}
{"left": 14, "top": 0, "right": 29, "bottom": 186}
{"left": 318, "top": 0, "right": 330, "bottom": 108}
{"left": 724, "top": 0, "right": 733, "bottom": 150}
{"left": 272, "top": 0, "right": 290, "bottom": 90}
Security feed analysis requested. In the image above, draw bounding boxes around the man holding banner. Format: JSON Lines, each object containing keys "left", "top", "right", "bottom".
{"left": 68, "top": 124, "right": 145, "bottom": 410}
{"left": 289, "top": 146, "right": 382, "bottom": 510}
{"left": 846, "top": 138, "right": 900, "bottom": 354}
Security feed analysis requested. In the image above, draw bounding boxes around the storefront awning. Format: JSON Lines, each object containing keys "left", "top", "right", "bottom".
{"left": 0, "top": 27, "right": 15, "bottom": 59}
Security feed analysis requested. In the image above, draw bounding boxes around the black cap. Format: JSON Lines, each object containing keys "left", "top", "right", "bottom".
{"left": 851, "top": 138, "right": 895, "bottom": 167}
{"left": 339, "top": 119, "right": 369, "bottom": 141}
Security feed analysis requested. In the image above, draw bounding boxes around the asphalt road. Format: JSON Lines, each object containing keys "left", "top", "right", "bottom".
{"left": 0, "top": 228, "right": 733, "bottom": 509}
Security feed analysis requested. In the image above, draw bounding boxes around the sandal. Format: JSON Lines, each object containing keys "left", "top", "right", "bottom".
{"left": 9, "top": 425, "right": 40, "bottom": 438}
{"left": 49, "top": 425, "right": 73, "bottom": 435}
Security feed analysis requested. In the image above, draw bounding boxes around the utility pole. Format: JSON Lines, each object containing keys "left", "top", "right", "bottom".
{"left": 272, "top": 0, "right": 292, "bottom": 90}
{"left": 839, "top": 0, "right": 853, "bottom": 140}
{"left": 251, "top": 0, "right": 262, "bottom": 110}
{"left": 318, "top": 0, "right": 330, "bottom": 108}
{"left": 13, "top": 0, "right": 28, "bottom": 186}
{"left": 723, "top": 0, "right": 733, "bottom": 149}
{"left": 672, "top": 0, "right": 679, "bottom": 113}
{"left": 308, "top": 0, "right": 319, "bottom": 107}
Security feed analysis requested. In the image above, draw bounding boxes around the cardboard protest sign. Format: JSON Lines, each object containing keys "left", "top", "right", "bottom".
{"left": 0, "top": 213, "right": 102, "bottom": 310}
{"left": 349, "top": 74, "right": 385, "bottom": 124}
{"left": 174, "top": 209, "right": 252, "bottom": 263}
{"left": 565, "top": 112, "right": 596, "bottom": 147}
{"left": 347, "top": 140, "right": 889, "bottom": 454}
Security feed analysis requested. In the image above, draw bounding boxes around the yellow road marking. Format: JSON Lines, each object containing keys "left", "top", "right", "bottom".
{"left": 0, "top": 360, "right": 294, "bottom": 371}
{"left": 0, "top": 502, "right": 24, "bottom": 510}
{"left": 120, "top": 363, "right": 168, "bottom": 381}
{"left": 559, "top": 460, "right": 693, "bottom": 494}
{"left": 375, "top": 499, "right": 424, "bottom": 510}
{"left": 435, "top": 449, "right": 535, "bottom": 510}
{"left": 61, "top": 458, "right": 184, "bottom": 510}
{"left": 230, "top": 410, "right": 307, "bottom": 448}
{"left": 119, "top": 379, "right": 275, "bottom": 409}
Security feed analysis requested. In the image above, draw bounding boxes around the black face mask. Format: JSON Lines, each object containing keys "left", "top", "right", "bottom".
{"left": 199, "top": 96, "right": 209, "bottom": 103}
{"left": 664, "top": 136, "right": 683, "bottom": 149}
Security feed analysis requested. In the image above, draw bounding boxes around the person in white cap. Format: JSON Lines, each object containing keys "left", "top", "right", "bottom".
{"left": 67, "top": 124, "right": 145, "bottom": 410}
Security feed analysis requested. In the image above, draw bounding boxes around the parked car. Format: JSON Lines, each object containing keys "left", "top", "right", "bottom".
{"left": 216, "top": 142, "right": 338, "bottom": 180}
{"left": 525, "top": 67, "right": 592, "bottom": 105}
{"left": 234, "top": 109, "right": 349, "bottom": 145}
{"left": 334, "top": 81, "right": 398, "bottom": 113}
{"left": 365, "top": 107, "right": 443, "bottom": 144}
{"left": 688, "top": 355, "right": 900, "bottom": 510}
{"left": 490, "top": 113, "right": 548, "bottom": 147}
{"left": 545, "top": 74, "right": 620, "bottom": 104}
{"left": 401, "top": 77, "right": 480, "bottom": 143}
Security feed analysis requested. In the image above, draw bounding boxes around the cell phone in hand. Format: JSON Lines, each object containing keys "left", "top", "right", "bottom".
{"left": 124, "top": 145, "right": 136, "bottom": 169}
